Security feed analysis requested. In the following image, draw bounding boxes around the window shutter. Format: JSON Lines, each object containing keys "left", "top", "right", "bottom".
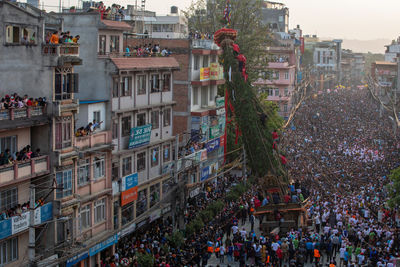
{"left": 55, "top": 73, "right": 62, "bottom": 94}
{"left": 73, "top": 73, "right": 79, "bottom": 93}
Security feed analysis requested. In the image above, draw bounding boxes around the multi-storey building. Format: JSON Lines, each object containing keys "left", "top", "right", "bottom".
{"left": 371, "top": 61, "right": 397, "bottom": 96}
{"left": 261, "top": 1, "right": 289, "bottom": 33}
{"left": 384, "top": 37, "right": 400, "bottom": 63}
{"left": 0, "top": 1, "right": 84, "bottom": 266}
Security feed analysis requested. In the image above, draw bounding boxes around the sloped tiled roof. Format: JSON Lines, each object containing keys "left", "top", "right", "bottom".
{"left": 111, "top": 57, "right": 180, "bottom": 70}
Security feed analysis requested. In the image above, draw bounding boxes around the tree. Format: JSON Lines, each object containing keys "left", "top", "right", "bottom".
{"left": 184, "top": 0, "right": 271, "bottom": 79}
{"left": 302, "top": 48, "right": 314, "bottom": 67}
{"left": 387, "top": 167, "right": 400, "bottom": 209}
{"left": 166, "top": 231, "right": 184, "bottom": 248}
{"left": 137, "top": 253, "right": 154, "bottom": 267}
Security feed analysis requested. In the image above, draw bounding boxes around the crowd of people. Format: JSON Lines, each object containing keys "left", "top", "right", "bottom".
{"left": 189, "top": 32, "right": 214, "bottom": 40}
{"left": 0, "top": 93, "right": 46, "bottom": 110}
{"left": 75, "top": 119, "right": 103, "bottom": 137}
{"left": 0, "top": 145, "right": 41, "bottom": 166}
{"left": 97, "top": 87, "right": 400, "bottom": 267}
{"left": 93, "top": 2, "right": 126, "bottom": 21}
{"left": 0, "top": 197, "right": 45, "bottom": 221}
{"left": 124, "top": 44, "right": 172, "bottom": 57}
{"left": 47, "top": 30, "right": 80, "bottom": 45}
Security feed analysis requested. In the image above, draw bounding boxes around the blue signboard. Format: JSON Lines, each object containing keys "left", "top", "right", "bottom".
{"left": 66, "top": 251, "right": 89, "bottom": 267}
{"left": 121, "top": 173, "right": 138, "bottom": 192}
{"left": 40, "top": 202, "right": 53, "bottom": 223}
{"left": 0, "top": 219, "right": 12, "bottom": 240}
{"left": 89, "top": 234, "right": 119, "bottom": 256}
{"left": 128, "top": 124, "right": 152, "bottom": 149}
{"left": 200, "top": 166, "right": 210, "bottom": 181}
{"left": 206, "top": 138, "right": 220, "bottom": 153}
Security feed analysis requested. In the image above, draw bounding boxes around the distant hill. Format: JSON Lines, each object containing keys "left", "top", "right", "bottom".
{"left": 321, "top": 38, "right": 390, "bottom": 54}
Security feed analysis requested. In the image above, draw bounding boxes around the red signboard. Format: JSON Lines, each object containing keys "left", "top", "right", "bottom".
{"left": 121, "top": 186, "right": 138, "bottom": 206}
{"left": 300, "top": 37, "right": 304, "bottom": 54}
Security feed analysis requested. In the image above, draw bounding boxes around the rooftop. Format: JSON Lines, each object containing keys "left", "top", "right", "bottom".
{"left": 111, "top": 57, "right": 180, "bottom": 70}
{"left": 100, "top": 19, "right": 132, "bottom": 30}
{"left": 374, "top": 61, "right": 397, "bottom": 66}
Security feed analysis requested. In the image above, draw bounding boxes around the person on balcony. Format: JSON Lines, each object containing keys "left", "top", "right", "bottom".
{"left": 50, "top": 31, "right": 59, "bottom": 44}
{"left": 72, "top": 35, "right": 80, "bottom": 43}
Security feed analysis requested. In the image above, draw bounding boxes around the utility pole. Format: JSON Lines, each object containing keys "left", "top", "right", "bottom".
{"left": 28, "top": 185, "right": 35, "bottom": 266}
{"left": 171, "top": 134, "right": 179, "bottom": 229}
{"left": 242, "top": 146, "right": 247, "bottom": 183}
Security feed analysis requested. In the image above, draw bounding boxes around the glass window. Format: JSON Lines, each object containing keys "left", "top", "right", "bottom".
{"left": 193, "top": 87, "right": 199, "bottom": 105}
{"left": 274, "top": 89, "right": 280, "bottom": 96}
{"left": 136, "top": 189, "right": 148, "bottom": 217}
{"left": 120, "top": 77, "right": 132, "bottom": 97}
{"left": 122, "top": 157, "right": 132, "bottom": 176}
{"left": 163, "top": 144, "right": 170, "bottom": 162}
{"left": 0, "top": 237, "right": 18, "bottom": 265}
{"left": 78, "top": 159, "right": 90, "bottom": 186}
{"left": 112, "top": 162, "right": 119, "bottom": 181}
{"left": 98, "top": 35, "right": 106, "bottom": 54}
{"left": 56, "top": 169, "right": 73, "bottom": 199}
{"left": 54, "top": 71, "right": 78, "bottom": 100}
{"left": 113, "top": 200, "right": 119, "bottom": 229}
{"left": 284, "top": 104, "right": 288, "bottom": 112}
{"left": 162, "top": 74, "right": 171, "bottom": 92}
{"left": 162, "top": 177, "right": 174, "bottom": 197}
{"left": 194, "top": 55, "right": 200, "bottom": 70}
{"left": 151, "top": 110, "right": 159, "bottom": 129}
{"left": 137, "top": 113, "right": 146, "bottom": 127}
{"left": 112, "top": 120, "right": 118, "bottom": 139}
{"left": 203, "top": 55, "right": 209, "bottom": 68}
{"left": 163, "top": 109, "right": 171, "bottom": 127}
{"left": 284, "top": 88, "right": 289, "bottom": 96}
{"left": 121, "top": 201, "right": 134, "bottom": 226}
{"left": 93, "top": 156, "right": 105, "bottom": 180}
{"left": 137, "top": 152, "right": 146, "bottom": 172}
{"left": 93, "top": 111, "right": 101, "bottom": 126}
{"left": 268, "top": 89, "right": 273, "bottom": 96}
{"left": 150, "top": 74, "right": 160, "bottom": 93}
{"left": 110, "top": 35, "right": 120, "bottom": 53}
{"left": 0, "top": 188, "right": 17, "bottom": 212}
{"left": 121, "top": 116, "right": 131, "bottom": 137}
{"left": 0, "top": 136, "right": 17, "bottom": 155}
{"left": 150, "top": 183, "right": 160, "bottom": 208}
{"left": 151, "top": 147, "right": 159, "bottom": 167}
{"left": 94, "top": 198, "right": 106, "bottom": 224}
{"left": 80, "top": 204, "right": 91, "bottom": 230}
{"left": 209, "top": 86, "right": 214, "bottom": 101}
{"left": 284, "top": 71, "right": 289, "bottom": 80}
{"left": 137, "top": 75, "right": 146, "bottom": 95}
{"left": 112, "top": 78, "right": 119, "bottom": 98}
{"left": 55, "top": 116, "right": 72, "bottom": 149}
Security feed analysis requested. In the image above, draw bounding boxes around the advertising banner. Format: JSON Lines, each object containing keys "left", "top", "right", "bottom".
{"left": 121, "top": 173, "right": 138, "bottom": 192}
{"left": 210, "top": 63, "right": 219, "bottom": 80}
{"left": 200, "top": 166, "right": 210, "bottom": 181}
{"left": 215, "top": 97, "right": 225, "bottom": 108}
{"left": 128, "top": 124, "right": 152, "bottom": 149}
{"left": 121, "top": 186, "right": 138, "bottom": 206}
{"left": 89, "top": 234, "right": 119, "bottom": 256}
{"left": 206, "top": 138, "right": 220, "bottom": 153}
{"left": 200, "top": 67, "right": 210, "bottom": 81}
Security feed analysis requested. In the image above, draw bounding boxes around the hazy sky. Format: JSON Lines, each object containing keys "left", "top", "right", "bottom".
{"left": 44, "top": 0, "right": 399, "bottom": 41}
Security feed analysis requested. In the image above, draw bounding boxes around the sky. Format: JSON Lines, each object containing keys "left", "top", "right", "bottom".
{"left": 43, "top": 0, "right": 400, "bottom": 41}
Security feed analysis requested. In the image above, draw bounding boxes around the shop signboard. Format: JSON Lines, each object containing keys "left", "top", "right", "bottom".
{"left": 120, "top": 222, "right": 136, "bottom": 238}
{"left": 121, "top": 186, "right": 138, "bottom": 206}
{"left": 66, "top": 251, "right": 89, "bottom": 267}
{"left": 200, "top": 67, "right": 210, "bottom": 81}
{"left": 200, "top": 166, "right": 210, "bottom": 181}
{"left": 121, "top": 173, "right": 138, "bottom": 192}
{"left": 215, "top": 97, "right": 225, "bottom": 108}
{"left": 89, "top": 234, "right": 119, "bottom": 256}
{"left": 209, "top": 125, "right": 220, "bottom": 139}
{"left": 189, "top": 187, "right": 201, "bottom": 198}
{"left": 210, "top": 63, "right": 219, "bottom": 80}
{"left": 149, "top": 209, "right": 162, "bottom": 222}
{"left": 206, "top": 138, "right": 220, "bottom": 153}
{"left": 128, "top": 124, "right": 152, "bottom": 149}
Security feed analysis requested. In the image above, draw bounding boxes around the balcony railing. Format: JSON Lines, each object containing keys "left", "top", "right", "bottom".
{"left": 42, "top": 44, "right": 80, "bottom": 57}
{"left": 0, "top": 106, "right": 45, "bottom": 121}
{"left": 0, "top": 155, "right": 50, "bottom": 185}
{"left": 75, "top": 131, "right": 111, "bottom": 150}
{"left": 192, "top": 39, "right": 219, "bottom": 50}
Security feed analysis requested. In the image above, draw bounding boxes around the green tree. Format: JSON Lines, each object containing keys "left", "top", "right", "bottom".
{"left": 166, "top": 231, "right": 184, "bottom": 248}
{"left": 302, "top": 48, "right": 314, "bottom": 67}
{"left": 137, "top": 253, "right": 154, "bottom": 267}
{"left": 387, "top": 167, "right": 400, "bottom": 209}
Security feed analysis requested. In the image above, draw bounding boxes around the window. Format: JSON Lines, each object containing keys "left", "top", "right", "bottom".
{"left": 78, "top": 159, "right": 90, "bottom": 186}
{"left": 274, "top": 89, "right": 280, "bottom": 96}
{"left": 112, "top": 162, "right": 119, "bottom": 181}
{"left": 93, "top": 156, "right": 105, "bottom": 180}
{"left": 0, "top": 237, "right": 18, "bottom": 265}
{"left": 137, "top": 113, "right": 146, "bottom": 127}
{"left": 55, "top": 116, "right": 72, "bottom": 149}
{"left": 121, "top": 116, "right": 131, "bottom": 137}
{"left": 94, "top": 198, "right": 106, "bottom": 224}
{"left": 112, "top": 78, "right": 119, "bottom": 98}
{"left": 284, "top": 88, "right": 289, "bottom": 97}
{"left": 274, "top": 71, "right": 280, "bottom": 79}
{"left": 162, "top": 177, "right": 174, "bottom": 196}
{"left": 110, "top": 35, "right": 120, "bottom": 53}
{"left": 137, "top": 152, "right": 146, "bottom": 172}
{"left": 122, "top": 157, "right": 132, "bottom": 176}
{"left": 194, "top": 55, "right": 200, "bottom": 70}
{"left": 317, "top": 51, "right": 321, "bottom": 64}
{"left": 6, "top": 25, "right": 36, "bottom": 45}
{"left": 137, "top": 75, "right": 146, "bottom": 95}
{"left": 56, "top": 169, "right": 73, "bottom": 199}
{"left": 284, "top": 104, "right": 288, "bottom": 112}
{"left": 151, "top": 110, "right": 159, "bottom": 129}
{"left": 150, "top": 74, "right": 160, "bottom": 93}
{"left": 211, "top": 54, "right": 217, "bottom": 63}
{"left": 203, "top": 55, "right": 209, "bottom": 68}
{"left": 120, "top": 77, "right": 132, "bottom": 96}
{"left": 0, "top": 188, "right": 17, "bottom": 212}
{"left": 6, "top": 25, "right": 20, "bottom": 44}
{"left": 136, "top": 189, "right": 147, "bottom": 217}
{"left": 54, "top": 70, "right": 79, "bottom": 100}
{"left": 201, "top": 86, "right": 208, "bottom": 106}
{"left": 79, "top": 204, "right": 91, "bottom": 230}
{"left": 193, "top": 87, "right": 199, "bottom": 105}
{"left": 209, "top": 87, "right": 214, "bottom": 101}
{"left": 121, "top": 201, "right": 133, "bottom": 226}
{"left": 150, "top": 183, "right": 160, "bottom": 208}
{"left": 93, "top": 111, "right": 101, "bottom": 126}
{"left": 163, "top": 144, "right": 170, "bottom": 162}
{"left": 268, "top": 89, "right": 273, "bottom": 96}
{"left": 0, "top": 136, "right": 17, "bottom": 155}
{"left": 112, "top": 120, "right": 118, "bottom": 139}
{"left": 284, "top": 71, "right": 289, "bottom": 80}
{"left": 163, "top": 109, "right": 171, "bottom": 127}
{"left": 151, "top": 147, "right": 159, "bottom": 167}
{"left": 163, "top": 74, "right": 171, "bottom": 92}
{"left": 98, "top": 35, "right": 106, "bottom": 54}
